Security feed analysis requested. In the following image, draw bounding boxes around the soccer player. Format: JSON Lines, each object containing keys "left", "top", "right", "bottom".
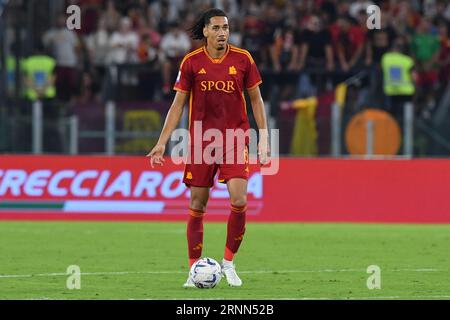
{"left": 147, "top": 8, "right": 269, "bottom": 287}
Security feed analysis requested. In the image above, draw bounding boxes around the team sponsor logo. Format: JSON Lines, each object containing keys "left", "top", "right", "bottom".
{"left": 0, "top": 168, "right": 263, "bottom": 200}
{"left": 0, "top": 163, "right": 264, "bottom": 215}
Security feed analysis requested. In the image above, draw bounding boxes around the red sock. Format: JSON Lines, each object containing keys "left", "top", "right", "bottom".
{"left": 187, "top": 208, "right": 204, "bottom": 267}
{"left": 189, "top": 258, "right": 198, "bottom": 268}
{"left": 225, "top": 204, "right": 247, "bottom": 261}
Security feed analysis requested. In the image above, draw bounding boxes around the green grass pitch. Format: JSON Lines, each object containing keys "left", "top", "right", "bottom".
{"left": 0, "top": 221, "right": 449, "bottom": 300}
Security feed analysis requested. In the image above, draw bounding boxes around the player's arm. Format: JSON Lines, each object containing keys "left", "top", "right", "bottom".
{"left": 146, "top": 91, "right": 189, "bottom": 167}
{"left": 248, "top": 86, "right": 269, "bottom": 165}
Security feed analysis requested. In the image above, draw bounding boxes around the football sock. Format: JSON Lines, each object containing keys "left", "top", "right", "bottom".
{"left": 224, "top": 204, "right": 247, "bottom": 261}
{"left": 222, "top": 258, "right": 233, "bottom": 266}
{"left": 189, "top": 258, "right": 198, "bottom": 268}
{"left": 224, "top": 247, "right": 235, "bottom": 262}
{"left": 187, "top": 208, "right": 204, "bottom": 267}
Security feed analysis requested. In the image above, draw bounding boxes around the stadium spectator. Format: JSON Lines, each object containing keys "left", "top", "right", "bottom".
{"left": 365, "top": 13, "right": 397, "bottom": 66}
{"left": 103, "top": 0, "right": 121, "bottom": 32}
{"left": 159, "top": 21, "right": 191, "bottom": 96}
{"left": 390, "top": 0, "right": 421, "bottom": 38}
{"left": 148, "top": 0, "right": 184, "bottom": 33}
{"left": 76, "top": 71, "right": 101, "bottom": 104}
{"left": 136, "top": 32, "right": 161, "bottom": 100}
{"left": 297, "top": 15, "right": 334, "bottom": 96}
{"left": 410, "top": 18, "right": 441, "bottom": 115}
{"left": 333, "top": 15, "right": 366, "bottom": 73}
{"left": 108, "top": 17, "right": 139, "bottom": 65}
{"left": 381, "top": 37, "right": 415, "bottom": 118}
{"left": 364, "top": 12, "right": 397, "bottom": 101}
{"left": 422, "top": 1, "right": 447, "bottom": 28}
{"left": 23, "top": 44, "right": 56, "bottom": 102}
{"left": 298, "top": 15, "right": 334, "bottom": 72}
{"left": 241, "top": 0, "right": 263, "bottom": 18}
{"left": 107, "top": 17, "right": 139, "bottom": 86}
{"left": 214, "top": 0, "right": 240, "bottom": 20}
{"left": 85, "top": 16, "right": 111, "bottom": 75}
{"left": 269, "top": 19, "right": 300, "bottom": 101}
{"left": 76, "top": 0, "right": 103, "bottom": 36}
{"left": 42, "top": 14, "right": 80, "bottom": 101}
{"left": 437, "top": 19, "right": 450, "bottom": 85}
{"left": 319, "top": 0, "right": 338, "bottom": 26}
{"left": 436, "top": 0, "right": 450, "bottom": 21}
{"left": 228, "top": 17, "right": 242, "bottom": 47}
{"left": 137, "top": 33, "right": 159, "bottom": 64}
{"left": 262, "top": 3, "right": 284, "bottom": 47}
{"left": 22, "top": 43, "right": 61, "bottom": 152}
{"left": 241, "top": 13, "right": 267, "bottom": 67}
{"left": 127, "top": 3, "right": 143, "bottom": 29}
{"left": 270, "top": 20, "right": 299, "bottom": 73}
{"left": 349, "top": 0, "right": 374, "bottom": 19}
{"left": 5, "top": 42, "right": 23, "bottom": 98}
{"left": 136, "top": 13, "right": 161, "bottom": 49}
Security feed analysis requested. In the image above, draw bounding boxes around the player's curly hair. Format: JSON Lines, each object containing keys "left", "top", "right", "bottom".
{"left": 188, "top": 8, "right": 228, "bottom": 40}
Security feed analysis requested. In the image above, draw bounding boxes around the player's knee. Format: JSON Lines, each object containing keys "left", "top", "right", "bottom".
{"left": 190, "top": 188, "right": 209, "bottom": 212}
{"left": 190, "top": 198, "right": 208, "bottom": 213}
{"left": 230, "top": 197, "right": 247, "bottom": 208}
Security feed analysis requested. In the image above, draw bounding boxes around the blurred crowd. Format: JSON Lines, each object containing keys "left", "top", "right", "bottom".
{"left": 6, "top": 0, "right": 450, "bottom": 118}
{"left": 2, "top": 0, "right": 450, "bottom": 155}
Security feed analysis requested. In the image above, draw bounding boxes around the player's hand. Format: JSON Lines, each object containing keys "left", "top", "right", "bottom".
{"left": 258, "top": 139, "right": 270, "bottom": 166}
{"left": 146, "top": 144, "right": 166, "bottom": 168}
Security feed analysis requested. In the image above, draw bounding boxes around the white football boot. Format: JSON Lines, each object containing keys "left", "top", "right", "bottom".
{"left": 221, "top": 259, "right": 242, "bottom": 287}
{"left": 183, "top": 275, "right": 195, "bottom": 288}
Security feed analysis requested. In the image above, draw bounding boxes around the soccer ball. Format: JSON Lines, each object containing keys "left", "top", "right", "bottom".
{"left": 189, "top": 257, "right": 222, "bottom": 289}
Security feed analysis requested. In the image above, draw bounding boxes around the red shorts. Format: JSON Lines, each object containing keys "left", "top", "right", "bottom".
{"left": 183, "top": 145, "right": 249, "bottom": 188}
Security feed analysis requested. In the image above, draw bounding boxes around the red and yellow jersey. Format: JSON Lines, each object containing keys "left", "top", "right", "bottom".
{"left": 173, "top": 45, "right": 262, "bottom": 134}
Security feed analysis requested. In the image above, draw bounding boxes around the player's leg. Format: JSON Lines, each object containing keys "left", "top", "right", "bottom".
{"left": 187, "top": 186, "right": 209, "bottom": 267}
{"left": 184, "top": 161, "right": 217, "bottom": 268}
{"left": 183, "top": 160, "right": 217, "bottom": 287}
{"left": 225, "top": 178, "right": 247, "bottom": 261}
{"left": 222, "top": 178, "right": 247, "bottom": 286}
{"left": 183, "top": 186, "right": 210, "bottom": 288}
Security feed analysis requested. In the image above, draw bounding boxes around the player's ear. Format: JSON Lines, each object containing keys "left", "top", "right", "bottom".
{"left": 203, "top": 26, "right": 207, "bottom": 38}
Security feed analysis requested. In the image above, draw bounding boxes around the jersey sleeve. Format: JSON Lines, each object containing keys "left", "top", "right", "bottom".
{"left": 173, "top": 56, "right": 193, "bottom": 93}
{"left": 244, "top": 53, "right": 262, "bottom": 90}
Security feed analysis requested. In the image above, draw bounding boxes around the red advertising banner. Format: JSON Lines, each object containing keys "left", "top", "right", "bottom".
{"left": 1, "top": 156, "right": 450, "bottom": 223}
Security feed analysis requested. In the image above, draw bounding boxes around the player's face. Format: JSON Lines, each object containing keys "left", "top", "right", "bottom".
{"left": 204, "top": 16, "right": 229, "bottom": 50}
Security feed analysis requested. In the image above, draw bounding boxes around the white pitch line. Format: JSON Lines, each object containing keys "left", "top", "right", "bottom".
{"left": 0, "top": 271, "right": 185, "bottom": 279}
{"left": 0, "top": 268, "right": 446, "bottom": 279}
{"left": 240, "top": 269, "right": 362, "bottom": 274}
